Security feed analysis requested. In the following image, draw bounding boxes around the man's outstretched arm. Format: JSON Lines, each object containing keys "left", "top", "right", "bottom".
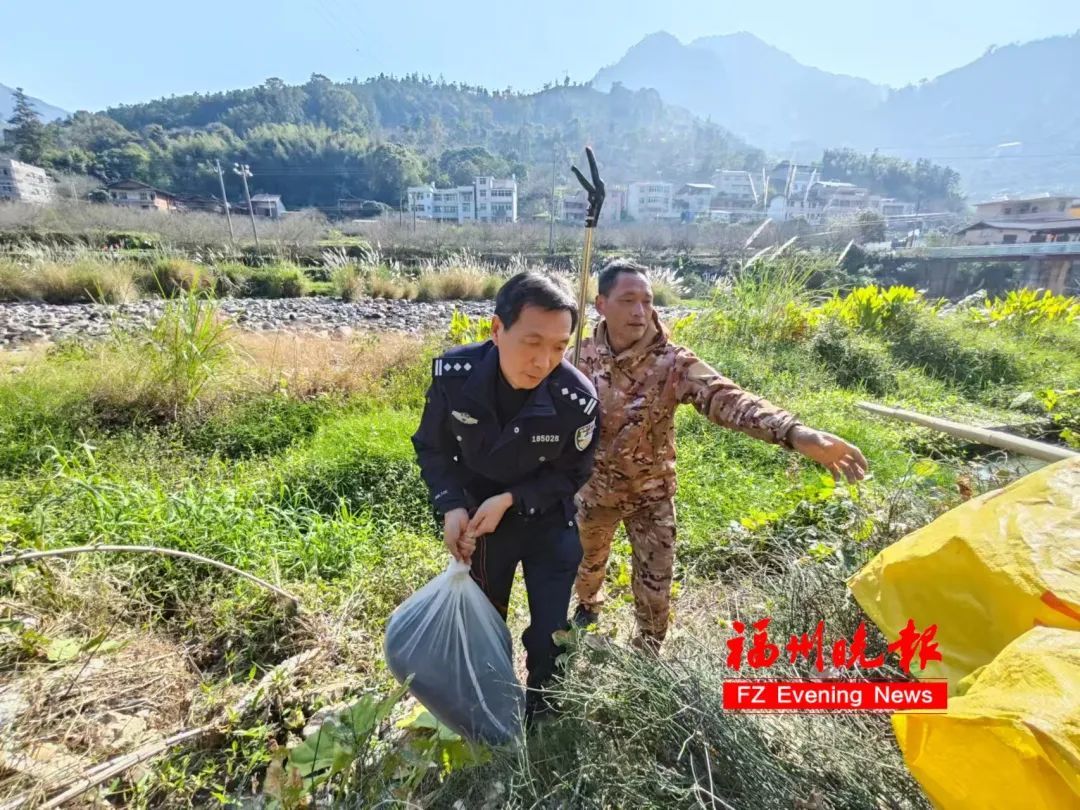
{"left": 673, "top": 347, "right": 868, "bottom": 482}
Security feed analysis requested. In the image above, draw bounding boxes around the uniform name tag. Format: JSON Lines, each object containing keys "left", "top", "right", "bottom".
{"left": 532, "top": 434, "right": 560, "bottom": 443}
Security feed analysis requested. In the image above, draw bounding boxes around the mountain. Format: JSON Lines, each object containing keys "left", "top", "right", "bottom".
{"left": 593, "top": 31, "right": 1080, "bottom": 196}
{"left": 593, "top": 32, "right": 884, "bottom": 152}
{"left": 39, "top": 75, "right": 762, "bottom": 210}
{"left": 0, "top": 84, "right": 67, "bottom": 123}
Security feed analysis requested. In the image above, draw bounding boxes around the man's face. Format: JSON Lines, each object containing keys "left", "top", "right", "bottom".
{"left": 596, "top": 271, "right": 653, "bottom": 347}
{"left": 492, "top": 304, "right": 573, "bottom": 389}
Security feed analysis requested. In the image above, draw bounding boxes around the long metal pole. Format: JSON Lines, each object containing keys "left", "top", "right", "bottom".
{"left": 571, "top": 228, "right": 595, "bottom": 366}
{"left": 238, "top": 166, "right": 260, "bottom": 250}
{"left": 215, "top": 160, "right": 235, "bottom": 247}
{"left": 549, "top": 145, "right": 557, "bottom": 255}
{"left": 857, "top": 402, "right": 1077, "bottom": 462}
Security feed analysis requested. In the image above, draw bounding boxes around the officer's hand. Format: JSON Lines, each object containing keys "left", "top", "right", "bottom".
{"left": 443, "top": 508, "right": 471, "bottom": 562}
{"left": 467, "top": 492, "right": 514, "bottom": 538}
{"left": 789, "top": 426, "right": 869, "bottom": 483}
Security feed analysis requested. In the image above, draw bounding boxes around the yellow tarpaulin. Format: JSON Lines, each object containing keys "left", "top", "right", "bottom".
{"left": 849, "top": 456, "right": 1080, "bottom": 688}
{"left": 893, "top": 627, "right": 1080, "bottom": 810}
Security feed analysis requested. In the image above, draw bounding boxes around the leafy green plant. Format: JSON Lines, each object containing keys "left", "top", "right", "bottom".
{"left": 142, "top": 290, "right": 233, "bottom": 413}
{"left": 265, "top": 688, "right": 488, "bottom": 808}
{"left": 141, "top": 257, "right": 216, "bottom": 296}
{"left": 446, "top": 310, "right": 492, "bottom": 345}
{"left": 244, "top": 264, "right": 310, "bottom": 298}
{"left": 810, "top": 318, "right": 898, "bottom": 396}
{"left": 1034, "top": 388, "right": 1080, "bottom": 448}
{"left": 707, "top": 257, "right": 819, "bottom": 344}
{"left": 813, "top": 284, "right": 923, "bottom": 333}
{"left": 971, "top": 288, "right": 1080, "bottom": 330}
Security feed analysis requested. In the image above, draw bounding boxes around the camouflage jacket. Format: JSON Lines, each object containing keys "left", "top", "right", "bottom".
{"left": 572, "top": 312, "right": 801, "bottom": 508}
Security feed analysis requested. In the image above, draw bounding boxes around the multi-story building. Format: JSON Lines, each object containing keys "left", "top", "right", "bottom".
{"left": 974, "top": 195, "right": 1079, "bottom": 222}
{"left": 557, "top": 185, "right": 624, "bottom": 225}
{"left": 0, "top": 158, "right": 54, "bottom": 204}
{"left": 768, "top": 161, "right": 817, "bottom": 199}
{"left": 626, "top": 181, "right": 673, "bottom": 221}
{"left": 407, "top": 177, "right": 518, "bottom": 224}
{"left": 712, "top": 170, "right": 758, "bottom": 206}
{"left": 674, "top": 183, "right": 715, "bottom": 221}
{"left": 876, "top": 198, "right": 917, "bottom": 218}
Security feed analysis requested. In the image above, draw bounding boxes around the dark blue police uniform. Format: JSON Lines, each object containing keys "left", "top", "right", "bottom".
{"left": 411, "top": 339, "right": 599, "bottom": 698}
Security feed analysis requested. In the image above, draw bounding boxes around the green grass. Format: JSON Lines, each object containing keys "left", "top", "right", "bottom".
{"left": 1, "top": 270, "right": 1077, "bottom": 806}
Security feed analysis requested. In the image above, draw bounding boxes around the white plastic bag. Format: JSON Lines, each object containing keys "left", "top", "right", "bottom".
{"left": 384, "top": 560, "right": 524, "bottom": 744}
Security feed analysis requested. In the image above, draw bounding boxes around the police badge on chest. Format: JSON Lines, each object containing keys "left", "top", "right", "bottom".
{"left": 532, "top": 434, "right": 560, "bottom": 443}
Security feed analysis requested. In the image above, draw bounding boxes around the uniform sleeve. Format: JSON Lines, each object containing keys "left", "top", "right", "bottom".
{"left": 411, "top": 379, "right": 470, "bottom": 515}
{"left": 673, "top": 346, "right": 801, "bottom": 448}
{"left": 508, "top": 415, "right": 599, "bottom": 517}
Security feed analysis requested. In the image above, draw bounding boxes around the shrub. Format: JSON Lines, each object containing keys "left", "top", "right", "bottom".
{"left": 810, "top": 319, "right": 897, "bottom": 396}
{"left": 185, "top": 395, "right": 322, "bottom": 458}
{"left": 244, "top": 264, "right": 310, "bottom": 298}
{"left": 814, "top": 285, "right": 923, "bottom": 334}
{"left": 0, "top": 258, "right": 139, "bottom": 304}
{"left": 887, "top": 317, "right": 1021, "bottom": 391}
{"left": 709, "top": 258, "right": 818, "bottom": 344}
{"left": 331, "top": 265, "right": 367, "bottom": 301}
{"left": 141, "top": 257, "right": 216, "bottom": 296}
{"left": 140, "top": 292, "right": 233, "bottom": 415}
{"left": 971, "top": 288, "right": 1080, "bottom": 330}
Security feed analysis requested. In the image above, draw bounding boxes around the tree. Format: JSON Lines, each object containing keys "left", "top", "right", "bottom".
{"left": 6, "top": 87, "right": 51, "bottom": 165}
{"left": 857, "top": 210, "right": 887, "bottom": 243}
{"left": 365, "top": 142, "right": 424, "bottom": 203}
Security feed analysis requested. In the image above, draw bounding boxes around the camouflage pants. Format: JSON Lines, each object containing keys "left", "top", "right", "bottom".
{"left": 575, "top": 497, "right": 677, "bottom": 645}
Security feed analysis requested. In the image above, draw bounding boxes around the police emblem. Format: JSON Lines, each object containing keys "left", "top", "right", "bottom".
{"left": 575, "top": 419, "right": 596, "bottom": 451}
{"left": 452, "top": 411, "right": 479, "bottom": 425}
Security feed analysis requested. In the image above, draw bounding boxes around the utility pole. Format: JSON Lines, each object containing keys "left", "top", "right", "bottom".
{"left": 233, "top": 163, "right": 260, "bottom": 250}
{"left": 548, "top": 144, "right": 558, "bottom": 255}
{"left": 215, "top": 159, "right": 236, "bottom": 247}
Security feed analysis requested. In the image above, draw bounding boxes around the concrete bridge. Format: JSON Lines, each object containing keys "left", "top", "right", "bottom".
{"left": 871, "top": 241, "right": 1079, "bottom": 295}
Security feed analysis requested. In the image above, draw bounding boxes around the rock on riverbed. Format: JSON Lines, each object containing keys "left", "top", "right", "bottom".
{"left": 0, "top": 297, "right": 690, "bottom": 347}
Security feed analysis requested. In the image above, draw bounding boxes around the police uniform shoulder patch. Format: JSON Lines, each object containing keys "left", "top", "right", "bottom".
{"left": 575, "top": 419, "right": 596, "bottom": 451}
{"left": 555, "top": 383, "right": 598, "bottom": 416}
{"left": 432, "top": 356, "right": 475, "bottom": 377}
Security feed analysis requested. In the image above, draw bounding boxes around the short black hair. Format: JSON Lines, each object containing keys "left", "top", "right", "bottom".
{"left": 598, "top": 258, "right": 650, "bottom": 297}
{"left": 495, "top": 272, "right": 578, "bottom": 332}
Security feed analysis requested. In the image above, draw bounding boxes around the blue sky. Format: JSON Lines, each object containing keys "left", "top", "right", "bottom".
{"left": 5, "top": 0, "right": 1079, "bottom": 111}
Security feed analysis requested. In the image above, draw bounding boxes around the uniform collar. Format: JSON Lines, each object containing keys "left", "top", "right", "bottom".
{"left": 465, "top": 341, "right": 556, "bottom": 421}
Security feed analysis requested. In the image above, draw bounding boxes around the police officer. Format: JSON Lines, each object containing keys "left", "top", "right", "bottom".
{"left": 411, "top": 271, "right": 599, "bottom": 721}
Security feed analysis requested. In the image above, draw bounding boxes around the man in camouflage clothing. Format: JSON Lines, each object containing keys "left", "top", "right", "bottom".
{"left": 571, "top": 259, "right": 868, "bottom": 650}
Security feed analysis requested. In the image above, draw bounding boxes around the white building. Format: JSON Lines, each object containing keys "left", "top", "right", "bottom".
{"left": 674, "top": 183, "right": 715, "bottom": 220}
{"left": 712, "top": 170, "right": 758, "bottom": 205}
{"left": 627, "top": 181, "right": 673, "bottom": 221}
{"left": 974, "top": 195, "right": 1079, "bottom": 222}
{"left": 249, "top": 194, "right": 287, "bottom": 219}
{"left": 0, "top": 158, "right": 54, "bottom": 204}
{"left": 407, "top": 176, "right": 518, "bottom": 224}
{"left": 557, "top": 185, "right": 623, "bottom": 225}
{"left": 768, "top": 162, "right": 817, "bottom": 199}
{"left": 876, "top": 198, "right": 917, "bottom": 218}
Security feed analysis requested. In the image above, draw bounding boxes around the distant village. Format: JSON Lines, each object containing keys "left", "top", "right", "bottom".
{"left": 2, "top": 155, "right": 1080, "bottom": 249}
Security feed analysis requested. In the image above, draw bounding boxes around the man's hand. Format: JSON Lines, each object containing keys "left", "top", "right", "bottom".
{"left": 789, "top": 426, "right": 869, "bottom": 483}
{"left": 467, "top": 492, "right": 514, "bottom": 538}
{"left": 443, "top": 508, "right": 472, "bottom": 562}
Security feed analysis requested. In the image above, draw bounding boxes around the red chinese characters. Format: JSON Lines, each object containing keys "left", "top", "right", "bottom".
{"left": 725, "top": 618, "right": 942, "bottom": 674}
